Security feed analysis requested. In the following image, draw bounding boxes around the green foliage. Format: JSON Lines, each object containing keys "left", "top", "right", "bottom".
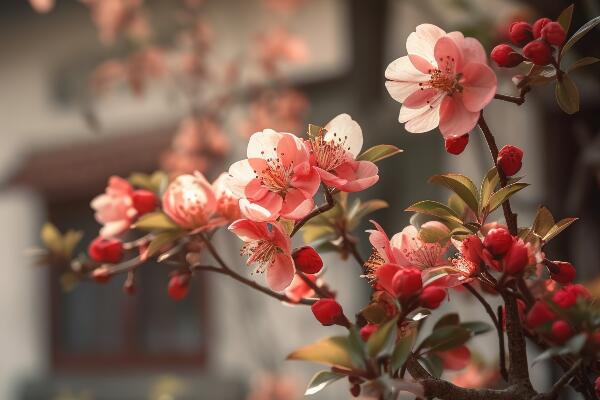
{"left": 134, "top": 211, "right": 180, "bottom": 231}
{"left": 304, "top": 371, "right": 345, "bottom": 396}
{"left": 287, "top": 336, "right": 360, "bottom": 369}
{"left": 390, "top": 325, "right": 417, "bottom": 372}
{"left": 41, "top": 223, "right": 83, "bottom": 259}
{"left": 486, "top": 182, "right": 529, "bottom": 214}
{"left": 128, "top": 171, "right": 168, "bottom": 194}
{"left": 144, "top": 231, "right": 184, "bottom": 260}
{"left": 357, "top": 144, "right": 403, "bottom": 163}
{"left": 405, "top": 200, "right": 463, "bottom": 225}
{"left": 429, "top": 174, "right": 478, "bottom": 213}
{"left": 561, "top": 15, "right": 600, "bottom": 56}
{"left": 367, "top": 317, "right": 398, "bottom": 358}
{"left": 555, "top": 75, "right": 580, "bottom": 114}
{"left": 557, "top": 4, "right": 574, "bottom": 33}
{"left": 531, "top": 206, "right": 577, "bottom": 244}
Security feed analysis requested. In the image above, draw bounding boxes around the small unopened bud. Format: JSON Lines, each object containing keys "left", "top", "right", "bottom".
{"left": 552, "top": 287, "right": 577, "bottom": 309}
{"left": 88, "top": 236, "right": 124, "bottom": 264}
{"left": 419, "top": 286, "right": 447, "bottom": 309}
{"left": 292, "top": 246, "right": 323, "bottom": 274}
{"left": 92, "top": 266, "right": 111, "bottom": 284}
{"left": 509, "top": 21, "right": 534, "bottom": 46}
{"left": 444, "top": 134, "right": 469, "bottom": 155}
{"left": 532, "top": 18, "right": 552, "bottom": 38}
{"left": 311, "top": 299, "right": 346, "bottom": 326}
{"left": 549, "top": 261, "right": 576, "bottom": 284}
{"left": 498, "top": 145, "right": 524, "bottom": 176}
{"left": 132, "top": 189, "right": 158, "bottom": 215}
{"left": 491, "top": 44, "right": 525, "bottom": 68}
{"left": 526, "top": 300, "right": 556, "bottom": 328}
{"left": 359, "top": 324, "right": 378, "bottom": 341}
{"left": 350, "top": 384, "right": 361, "bottom": 397}
{"left": 503, "top": 239, "right": 529, "bottom": 275}
{"left": 523, "top": 40, "right": 553, "bottom": 66}
{"left": 168, "top": 272, "right": 191, "bottom": 301}
{"left": 541, "top": 22, "right": 566, "bottom": 46}
{"left": 391, "top": 268, "right": 423, "bottom": 300}
{"left": 551, "top": 320, "right": 573, "bottom": 343}
{"left": 483, "top": 228, "right": 513, "bottom": 257}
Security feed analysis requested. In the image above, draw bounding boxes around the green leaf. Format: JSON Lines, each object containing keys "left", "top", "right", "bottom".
{"left": 429, "top": 174, "right": 479, "bottom": 213}
{"left": 41, "top": 223, "right": 63, "bottom": 254}
{"left": 367, "top": 317, "right": 399, "bottom": 358}
{"left": 434, "top": 313, "right": 460, "bottom": 329}
{"left": 134, "top": 211, "right": 180, "bottom": 231}
{"left": 567, "top": 57, "right": 600, "bottom": 72}
{"left": 287, "top": 336, "right": 356, "bottom": 369}
{"left": 419, "top": 226, "right": 450, "bottom": 243}
{"left": 307, "top": 124, "right": 325, "bottom": 138}
{"left": 128, "top": 171, "right": 168, "bottom": 194}
{"left": 479, "top": 168, "right": 500, "bottom": 214}
{"left": 532, "top": 206, "right": 556, "bottom": 238}
{"left": 561, "top": 15, "right": 600, "bottom": 55}
{"left": 357, "top": 144, "right": 403, "bottom": 163}
{"left": 347, "top": 327, "right": 367, "bottom": 370}
{"left": 421, "top": 355, "right": 443, "bottom": 378}
{"left": 543, "top": 217, "right": 578, "bottom": 242}
{"left": 347, "top": 199, "right": 389, "bottom": 231}
{"left": 487, "top": 183, "right": 529, "bottom": 214}
{"left": 405, "top": 200, "right": 463, "bottom": 224}
{"left": 301, "top": 224, "right": 337, "bottom": 244}
{"left": 460, "top": 321, "right": 493, "bottom": 335}
{"left": 557, "top": 4, "right": 574, "bottom": 34}
{"left": 555, "top": 75, "right": 580, "bottom": 114}
{"left": 420, "top": 326, "right": 471, "bottom": 352}
{"left": 144, "top": 231, "right": 183, "bottom": 259}
{"left": 390, "top": 326, "right": 417, "bottom": 372}
{"left": 305, "top": 371, "right": 344, "bottom": 396}
{"left": 360, "top": 303, "right": 387, "bottom": 324}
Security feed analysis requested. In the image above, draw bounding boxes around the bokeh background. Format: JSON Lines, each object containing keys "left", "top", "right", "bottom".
{"left": 0, "top": 0, "right": 599, "bottom": 399}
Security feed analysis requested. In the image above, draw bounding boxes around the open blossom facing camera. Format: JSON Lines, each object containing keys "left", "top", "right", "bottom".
{"left": 308, "top": 114, "right": 379, "bottom": 192}
{"left": 91, "top": 176, "right": 138, "bottom": 238}
{"left": 385, "top": 24, "right": 497, "bottom": 137}
{"left": 162, "top": 172, "right": 224, "bottom": 231}
{"left": 228, "top": 129, "right": 320, "bottom": 222}
{"left": 229, "top": 219, "right": 294, "bottom": 291}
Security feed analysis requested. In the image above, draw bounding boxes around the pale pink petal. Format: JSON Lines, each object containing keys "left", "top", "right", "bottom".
{"left": 280, "top": 188, "right": 313, "bottom": 220}
{"left": 334, "top": 160, "right": 379, "bottom": 192}
{"left": 228, "top": 159, "right": 256, "bottom": 197}
{"left": 100, "top": 220, "right": 130, "bottom": 238}
{"left": 439, "top": 95, "right": 480, "bottom": 138}
{"left": 385, "top": 56, "right": 430, "bottom": 82}
{"left": 107, "top": 176, "right": 134, "bottom": 195}
{"left": 247, "top": 129, "right": 284, "bottom": 159}
{"left": 324, "top": 113, "right": 363, "bottom": 157}
{"left": 408, "top": 54, "right": 435, "bottom": 74}
{"left": 290, "top": 167, "right": 320, "bottom": 197}
{"left": 267, "top": 253, "right": 295, "bottom": 291}
{"left": 406, "top": 24, "right": 446, "bottom": 62}
{"left": 402, "top": 101, "right": 442, "bottom": 133}
{"left": 285, "top": 274, "right": 316, "bottom": 303}
{"left": 375, "top": 263, "right": 402, "bottom": 296}
{"left": 433, "top": 36, "right": 463, "bottom": 74}
{"left": 460, "top": 37, "right": 487, "bottom": 65}
{"left": 367, "top": 220, "right": 395, "bottom": 264}
{"left": 228, "top": 219, "right": 270, "bottom": 242}
{"left": 244, "top": 178, "right": 269, "bottom": 201}
{"left": 403, "top": 88, "right": 439, "bottom": 108}
{"left": 460, "top": 63, "right": 497, "bottom": 112}
{"left": 270, "top": 222, "right": 292, "bottom": 253}
{"left": 239, "top": 195, "right": 282, "bottom": 222}
{"left": 277, "top": 132, "right": 300, "bottom": 167}
{"left": 314, "top": 167, "right": 348, "bottom": 189}
{"left": 385, "top": 81, "right": 422, "bottom": 103}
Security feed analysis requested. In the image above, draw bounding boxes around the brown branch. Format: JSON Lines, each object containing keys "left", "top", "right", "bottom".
{"left": 296, "top": 271, "right": 331, "bottom": 298}
{"left": 494, "top": 93, "right": 526, "bottom": 106}
{"left": 497, "top": 305, "right": 508, "bottom": 381}
{"left": 290, "top": 187, "right": 335, "bottom": 236}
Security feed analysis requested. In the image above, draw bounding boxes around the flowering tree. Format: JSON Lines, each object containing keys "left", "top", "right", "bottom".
{"left": 36, "top": 3, "right": 600, "bottom": 400}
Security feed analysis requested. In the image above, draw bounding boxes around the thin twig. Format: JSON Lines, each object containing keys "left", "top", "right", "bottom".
{"left": 290, "top": 187, "right": 335, "bottom": 236}
{"left": 296, "top": 271, "right": 330, "bottom": 298}
{"left": 494, "top": 93, "right": 526, "bottom": 105}
{"left": 497, "top": 305, "right": 508, "bottom": 381}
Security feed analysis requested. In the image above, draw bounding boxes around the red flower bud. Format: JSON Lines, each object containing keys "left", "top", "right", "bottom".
{"left": 391, "top": 268, "right": 423, "bottom": 300}
{"left": 292, "top": 246, "right": 323, "bottom": 274}
{"left": 549, "top": 261, "right": 576, "bottom": 284}
{"left": 359, "top": 324, "right": 378, "bottom": 341}
{"left": 445, "top": 134, "right": 469, "bottom": 155}
{"left": 567, "top": 284, "right": 591, "bottom": 300}
{"left": 483, "top": 228, "right": 513, "bottom": 257}
{"left": 461, "top": 234, "right": 483, "bottom": 264}
{"left": 88, "top": 236, "right": 124, "bottom": 264}
{"left": 350, "top": 384, "right": 361, "bottom": 397}
{"left": 532, "top": 18, "right": 552, "bottom": 39}
{"left": 91, "top": 266, "right": 111, "bottom": 284}
{"left": 311, "top": 298, "right": 345, "bottom": 326}
{"left": 497, "top": 145, "right": 523, "bottom": 176}
{"left": 437, "top": 345, "right": 471, "bottom": 370}
{"left": 523, "top": 40, "right": 553, "bottom": 65}
{"left": 419, "top": 286, "right": 447, "bottom": 309}
{"left": 168, "top": 272, "right": 190, "bottom": 301}
{"left": 552, "top": 287, "right": 577, "bottom": 309}
{"left": 541, "top": 21, "right": 566, "bottom": 46}
{"left": 526, "top": 300, "right": 556, "bottom": 328}
{"left": 509, "top": 21, "right": 534, "bottom": 46}
{"left": 503, "top": 239, "right": 529, "bottom": 275}
{"left": 551, "top": 320, "right": 573, "bottom": 344}
{"left": 132, "top": 189, "right": 157, "bottom": 216}
{"left": 491, "top": 44, "right": 525, "bottom": 68}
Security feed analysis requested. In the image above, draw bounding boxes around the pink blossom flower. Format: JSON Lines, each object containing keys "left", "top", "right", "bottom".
{"left": 308, "top": 114, "right": 379, "bottom": 192}
{"left": 91, "top": 176, "right": 137, "bottom": 238}
{"left": 227, "top": 129, "right": 320, "bottom": 222}
{"left": 82, "top": 0, "right": 147, "bottom": 45}
{"left": 385, "top": 24, "right": 497, "bottom": 138}
{"left": 437, "top": 346, "right": 471, "bottom": 370}
{"left": 229, "top": 219, "right": 295, "bottom": 291}
{"left": 212, "top": 173, "right": 241, "bottom": 221}
{"left": 257, "top": 27, "right": 309, "bottom": 73}
{"left": 451, "top": 363, "right": 501, "bottom": 388}
{"left": 162, "top": 172, "right": 225, "bottom": 231}
{"left": 29, "top": 0, "right": 54, "bottom": 13}
{"left": 284, "top": 274, "right": 316, "bottom": 303}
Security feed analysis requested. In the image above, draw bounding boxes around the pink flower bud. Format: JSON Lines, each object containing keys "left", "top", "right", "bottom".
{"left": 419, "top": 286, "right": 447, "bottom": 309}
{"left": 445, "top": 134, "right": 469, "bottom": 155}
{"left": 551, "top": 320, "right": 573, "bottom": 343}
{"left": 391, "top": 268, "right": 423, "bottom": 300}
{"left": 460, "top": 235, "right": 483, "bottom": 264}
{"left": 311, "top": 298, "right": 345, "bottom": 326}
{"left": 509, "top": 21, "right": 534, "bottom": 46}
{"left": 549, "top": 261, "right": 576, "bottom": 284}
{"left": 503, "top": 239, "right": 529, "bottom": 275}
{"left": 437, "top": 346, "right": 471, "bottom": 370}
{"left": 132, "top": 189, "right": 157, "bottom": 215}
{"left": 359, "top": 324, "right": 378, "bottom": 341}
{"left": 552, "top": 287, "right": 577, "bottom": 309}
{"left": 526, "top": 300, "right": 556, "bottom": 328}
{"left": 88, "top": 236, "right": 124, "bottom": 264}
{"left": 491, "top": 44, "right": 525, "bottom": 68}
{"left": 523, "top": 40, "right": 553, "bottom": 66}
{"left": 168, "top": 272, "right": 190, "bottom": 301}
{"left": 541, "top": 22, "right": 566, "bottom": 46}
{"left": 498, "top": 145, "right": 524, "bottom": 176}
{"left": 292, "top": 246, "right": 323, "bottom": 274}
{"left": 532, "top": 18, "right": 552, "bottom": 38}
{"left": 483, "top": 228, "right": 513, "bottom": 257}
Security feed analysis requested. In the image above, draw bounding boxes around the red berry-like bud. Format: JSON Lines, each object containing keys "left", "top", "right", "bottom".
{"left": 168, "top": 272, "right": 190, "bottom": 301}
{"left": 549, "top": 261, "right": 576, "bottom": 284}
{"left": 350, "top": 384, "right": 361, "bottom": 397}
{"left": 483, "top": 228, "right": 513, "bottom": 257}
{"left": 311, "top": 298, "right": 345, "bottom": 326}
{"left": 359, "top": 324, "right": 378, "bottom": 341}
{"left": 132, "top": 189, "right": 157, "bottom": 216}
{"left": 551, "top": 320, "right": 573, "bottom": 343}
{"left": 92, "top": 266, "right": 111, "bottom": 283}
{"left": 292, "top": 246, "right": 323, "bottom": 274}
{"left": 532, "top": 18, "right": 552, "bottom": 38}
{"left": 523, "top": 40, "right": 553, "bottom": 65}
{"left": 419, "top": 286, "right": 447, "bottom": 309}
{"left": 491, "top": 44, "right": 525, "bottom": 68}
{"left": 567, "top": 284, "right": 591, "bottom": 300}
{"left": 526, "top": 300, "right": 556, "bottom": 328}
{"left": 391, "top": 268, "right": 423, "bottom": 300}
{"left": 497, "top": 145, "right": 524, "bottom": 176}
{"left": 541, "top": 21, "right": 566, "bottom": 46}
{"left": 552, "top": 287, "right": 577, "bottom": 308}
{"left": 509, "top": 21, "right": 534, "bottom": 46}
{"left": 460, "top": 234, "right": 483, "bottom": 264}
{"left": 504, "top": 239, "right": 529, "bottom": 275}
{"left": 88, "top": 236, "right": 124, "bottom": 264}
{"left": 445, "top": 134, "right": 469, "bottom": 155}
